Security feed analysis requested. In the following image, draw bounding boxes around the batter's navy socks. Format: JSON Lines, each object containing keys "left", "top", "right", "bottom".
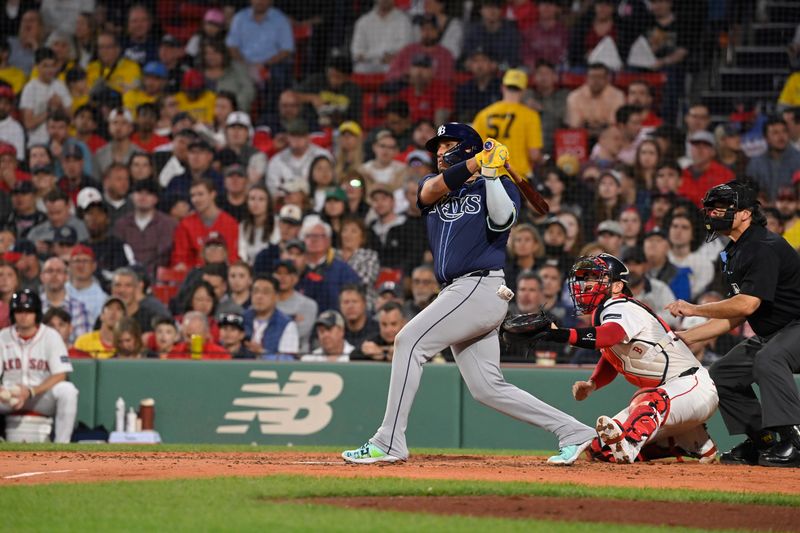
{"left": 341, "top": 442, "right": 403, "bottom": 464}
{"left": 720, "top": 430, "right": 776, "bottom": 465}
{"left": 547, "top": 440, "right": 592, "bottom": 465}
{"left": 758, "top": 425, "right": 800, "bottom": 468}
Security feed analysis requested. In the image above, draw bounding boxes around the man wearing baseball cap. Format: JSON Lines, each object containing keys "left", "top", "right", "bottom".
{"left": 275, "top": 204, "right": 303, "bottom": 247}
{"left": 51, "top": 225, "right": 79, "bottom": 262}
{"left": 59, "top": 141, "right": 96, "bottom": 205}
{"left": 123, "top": 61, "right": 169, "bottom": 115}
{"left": 273, "top": 258, "right": 318, "bottom": 353}
{"left": 157, "top": 35, "right": 189, "bottom": 93}
{"left": 9, "top": 181, "right": 46, "bottom": 238}
{"left": 301, "top": 310, "right": 353, "bottom": 362}
{"left": 79, "top": 187, "right": 130, "bottom": 291}
{"left": 3, "top": 239, "right": 41, "bottom": 293}
{"left": 176, "top": 69, "right": 215, "bottom": 125}
{"left": 218, "top": 164, "right": 249, "bottom": 221}
{"left": 225, "top": 111, "right": 266, "bottom": 182}
{"left": 266, "top": 118, "right": 333, "bottom": 198}
{"left": 0, "top": 141, "right": 28, "bottom": 193}
{"left": 0, "top": 84, "right": 25, "bottom": 160}
{"left": 66, "top": 244, "right": 107, "bottom": 325}
{"left": 28, "top": 189, "right": 89, "bottom": 253}
{"left": 93, "top": 107, "right": 142, "bottom": 180}
{"left": 163, "top": 138, "right": 223, "bottom": 206}
{"left": 218, "top": 312, "right": 258, "bottom": 359}
{"left": 678, "top": 130, "right": 735, "bottom": 207}
{"left": 473, "top": 67, "right": 543, "bottom": 177}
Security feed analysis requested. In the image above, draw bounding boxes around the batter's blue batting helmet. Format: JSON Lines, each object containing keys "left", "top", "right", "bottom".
{"left": 425, "top": 122, "right": 483, "bottom": 168}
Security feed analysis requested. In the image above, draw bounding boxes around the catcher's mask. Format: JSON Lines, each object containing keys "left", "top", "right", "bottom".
{"left": 701, "top": 181, "right": 758, "bottom": 242}
{"left": 568, "top": 254, "right": 628, "bottom": 315}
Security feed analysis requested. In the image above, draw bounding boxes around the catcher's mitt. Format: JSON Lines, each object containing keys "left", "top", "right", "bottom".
{"left": 501, "top": 311, "right": 553, "bottom": 345}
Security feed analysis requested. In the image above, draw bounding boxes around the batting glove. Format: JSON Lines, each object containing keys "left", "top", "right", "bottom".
{"left": 476, "top": 139, "right": 510, "bottom": 178}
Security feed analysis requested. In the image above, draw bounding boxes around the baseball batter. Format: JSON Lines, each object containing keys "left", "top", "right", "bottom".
{"left": 0, "top": 289, "right": 78, "bottom": 443}
{"left": 512, "top": 254, "right": 719, "bottom": 463}
{"left": 342, "top": 123, "right": 596, "bottom": 465}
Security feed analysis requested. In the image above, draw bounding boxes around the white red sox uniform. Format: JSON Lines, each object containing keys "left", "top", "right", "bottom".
{"left": 0, "top": 324, "right": 78, "bottom": 443}
{"left": 587, "top": 296, "right": 719, "bottom": 462}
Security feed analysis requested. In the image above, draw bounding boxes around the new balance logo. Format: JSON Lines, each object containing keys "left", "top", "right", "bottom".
{"left": 216, "top": 370, "right": 344, "bottom": 435}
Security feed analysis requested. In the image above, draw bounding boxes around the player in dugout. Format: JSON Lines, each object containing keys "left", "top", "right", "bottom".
{"left": 667, "top": 181, "right": 800, "bottom": 467}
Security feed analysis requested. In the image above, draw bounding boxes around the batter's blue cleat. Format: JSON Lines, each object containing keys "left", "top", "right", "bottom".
{"left": 547, "top": 440, "right": 592, "bottom": 465}
{"left": 342, "top": 442, "right": 403, "bottom": 464}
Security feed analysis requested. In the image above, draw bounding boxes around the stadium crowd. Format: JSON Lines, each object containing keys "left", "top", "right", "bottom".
{"left": 0, "top": 0, "right": 797, "bottom": 365}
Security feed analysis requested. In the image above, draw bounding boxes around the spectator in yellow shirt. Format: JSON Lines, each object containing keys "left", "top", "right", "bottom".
{"left": 73, "top": 297, "right": 127, "bottom": 359}
{"left": 66, "top": 67, "right": 90, "bottom": 114}
{"left": 175, "top": 69, "right": 215, "bottom": 126}
{"left": 86, "top": 31, "right": 142, "bottom": 94}
{"left": 0, "top": 39, "right": 27, "bottom": 95}
{"left": 778, "top": 71, "right": 800, "bottom": 111}
{"left": 472, "top": 68, "right": 543, "bottom": 178}
{"left": 123, "top": 61, "right": 168, "bottom": 116}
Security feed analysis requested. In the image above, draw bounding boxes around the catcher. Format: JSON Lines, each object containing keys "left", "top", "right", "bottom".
{"left": 503, "top": 254, "right": 719, "bottom": 463}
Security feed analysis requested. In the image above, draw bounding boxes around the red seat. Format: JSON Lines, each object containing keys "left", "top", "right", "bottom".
{"left": 374, "top": 268, "right": 403, "bottom": 289}
{"left": 156, "top": 267, "right": 187, "bottom": 284}
{"left": 152, "top": 285, "right": 179, "bottom": 306}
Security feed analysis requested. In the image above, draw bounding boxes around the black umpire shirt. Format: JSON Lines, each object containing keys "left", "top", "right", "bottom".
{"left": 721, "top": 224, "right": 800, "bottom": 337}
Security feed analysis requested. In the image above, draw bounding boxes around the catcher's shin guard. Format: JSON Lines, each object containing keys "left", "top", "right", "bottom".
{"left": 623, "top": 388, "right": 670, "bottom": 444}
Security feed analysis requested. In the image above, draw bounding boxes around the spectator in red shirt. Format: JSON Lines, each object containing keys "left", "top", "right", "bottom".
{"left": 678, "top": 130, "right": 734, "bottom": 207}
{"left": 72, "top": 105, "right": 107, "bottom": 154}
{"left": 171, "top": 177, "right": 239, "bottom": 270}
{"left": 387, "top": 14, "right": 454, "bottom": 83}
{"left": 0, "top": 142, "right": 29, "bottom": 193}
{"left": 521, "top": 0, "right": 567, "bottom": 72}
{"left": 397, "top": 54, "right": 452, "bottom": 125}
{"left": 131, "top": 102, "right": 169, "bottom": 152}
{"left": 627, "top": 80, "right": 662, "bottom": 128}
{"left": 167, "top": 310, "right": 231, "bottom": 359}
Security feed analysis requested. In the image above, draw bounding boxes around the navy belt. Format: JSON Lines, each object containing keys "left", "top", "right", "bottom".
{"left": 441, "top": 269, "right": 492, "bottom": 288}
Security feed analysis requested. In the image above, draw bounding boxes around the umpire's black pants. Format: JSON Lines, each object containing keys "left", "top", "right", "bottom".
{"left": 709, "top": 320, "right": 800, "bottom": 436}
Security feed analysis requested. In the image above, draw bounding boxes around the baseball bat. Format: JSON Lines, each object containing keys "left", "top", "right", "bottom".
{"left": 482, "top": 140, "right": 549, "bottom": 215}
{"left": 504, "top": 163, "right": 550, "bottom": 216}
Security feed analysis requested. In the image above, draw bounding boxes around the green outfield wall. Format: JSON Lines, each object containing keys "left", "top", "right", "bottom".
{"left": 70, "top": 360, "right": 793, "bottom": 452}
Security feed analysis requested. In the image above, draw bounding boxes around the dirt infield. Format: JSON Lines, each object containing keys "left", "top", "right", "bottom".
{"left": 2, "top": 451, "right": 798, "bottom": 530}
{"left": 305, "top": 495, "right": 800, "bottom": 532}
{"left": 0, "top": 450, "right": 796, "bottom": 494}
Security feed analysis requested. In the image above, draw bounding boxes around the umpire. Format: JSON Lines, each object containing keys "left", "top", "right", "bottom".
{"left": 666, "top": 181, "right": 800, "bottom": 467}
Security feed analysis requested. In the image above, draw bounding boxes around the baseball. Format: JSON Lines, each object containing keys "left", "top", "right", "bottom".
{"left": 0, "top": 388, "right": 12, "bottom": 404}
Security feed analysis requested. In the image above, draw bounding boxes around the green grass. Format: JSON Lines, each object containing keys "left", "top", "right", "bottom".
{"left": 1, "top": 444, "right": 797, "bottom": 532}
{"left": 0, "top": 475, "right": 767, "bottom": 533}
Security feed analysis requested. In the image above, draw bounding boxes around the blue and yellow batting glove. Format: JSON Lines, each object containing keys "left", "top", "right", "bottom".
{"left": 476, "top": 138, "right": 510, "bottom": 178}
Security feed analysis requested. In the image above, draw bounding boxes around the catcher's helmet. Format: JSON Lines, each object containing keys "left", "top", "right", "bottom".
{"left": 568, "top": 254, "right": 629, "bottom": 315}
{"left": 425, "top": 122, "right": 483, "bottom": 169}
{"left": 701, "top": 180, "right": 759, "bottom": 241}
{"left": 10, "top": 289, "right": 42, "bottom": 324}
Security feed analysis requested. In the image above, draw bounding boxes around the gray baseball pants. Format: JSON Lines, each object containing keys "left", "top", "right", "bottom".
{"left": 371, "top": 271, "right": 595, "bottom": 459}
